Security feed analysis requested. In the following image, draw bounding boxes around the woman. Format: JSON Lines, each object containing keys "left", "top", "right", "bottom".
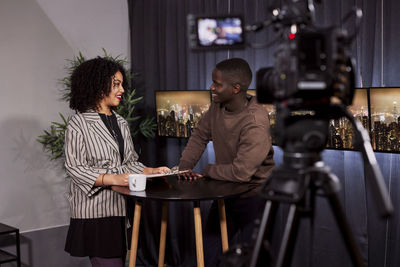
{"left": 64, "top": 57, "right": 169, "bottom": 266}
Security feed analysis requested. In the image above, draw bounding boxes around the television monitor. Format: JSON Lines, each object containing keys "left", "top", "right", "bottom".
{"left": 369, "top": 87, "right": 400, "bottom": 153}
{"left": 187, "top": 14, "right": 245, "bottom": 50}
{"left": 155, "top": 90, "right": 211, "bottom": 138}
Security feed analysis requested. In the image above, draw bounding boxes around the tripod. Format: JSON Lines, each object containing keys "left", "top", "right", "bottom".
{"left": 248, "top": 104, "right": 393, "bottom": 267}
{"left": 249, "top": 153, "right": 364, "bottom": 267}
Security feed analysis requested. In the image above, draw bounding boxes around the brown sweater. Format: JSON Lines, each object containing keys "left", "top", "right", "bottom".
{"left": 179, "top": 95, "right": 274, "bottom": 183}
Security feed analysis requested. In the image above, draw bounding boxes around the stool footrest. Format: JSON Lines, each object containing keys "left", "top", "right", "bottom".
{"left": 0, "top": 248, "right": 18, "bottom": 264}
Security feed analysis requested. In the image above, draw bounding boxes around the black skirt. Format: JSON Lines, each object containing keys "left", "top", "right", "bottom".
{"left": 65, "top": 216, "right": 126, "bottom": 258}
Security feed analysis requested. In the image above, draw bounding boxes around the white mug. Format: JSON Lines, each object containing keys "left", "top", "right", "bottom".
{"left": 128, "top": 174, "right": 147, "bottom": 191}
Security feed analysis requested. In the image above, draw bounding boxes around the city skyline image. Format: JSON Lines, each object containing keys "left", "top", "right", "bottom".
{"left": 370, "top": 88, "right": 400, "bottom": 152}
{"left": 155, "top": 90, "right": 211, "bottom": 138}
{"left": 247, "top": 89, "right": 371, "bottom": 150}
{"left": 327, "top": 89, "right": 369, "bottom": 150}
{"left": 155, "top": 88, "right": 400, "bottom": 152}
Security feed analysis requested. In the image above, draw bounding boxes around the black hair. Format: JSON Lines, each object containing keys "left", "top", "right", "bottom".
{"left": 69, "top": 57, "right": 128, "bottom": 113}
{"left": 215, "top": 58, "right": 252, "bottom": 91}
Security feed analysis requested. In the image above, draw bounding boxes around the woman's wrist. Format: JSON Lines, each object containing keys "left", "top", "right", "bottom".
{"left": 142, "top": 167, "right": 153, "bottom": 175}
{"left": 98, "top": 173, "right": 115, "bottom": 186}
{"left": 101, "top": 173, "right": 106, "bottom": 186}
{"left": 97, "top": 173, "right": 107, "bottom": 187}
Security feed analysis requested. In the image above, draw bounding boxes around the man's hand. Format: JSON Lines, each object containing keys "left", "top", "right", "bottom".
{"left": 177, "top": 169, "right": 203, "bottom": 180}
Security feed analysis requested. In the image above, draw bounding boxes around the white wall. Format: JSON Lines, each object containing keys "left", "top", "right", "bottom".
{"left": 0, "top": 0, "right": 130, "bottom": 232}
{"left": 36, "top": 0, "right": 130, "bottom": 59}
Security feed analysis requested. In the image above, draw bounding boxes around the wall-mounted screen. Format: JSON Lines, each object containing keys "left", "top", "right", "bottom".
{"left": 187, "top": 14, "right": 245, "bottom": 50}
{"left": 155, "top": 90, "right": 211, "bottom": 138}
{"left": 369, "top": 87, "right": 400, "bottom": 152}
{"left": 168, "top": 87, "right": 399, "bottom": 153}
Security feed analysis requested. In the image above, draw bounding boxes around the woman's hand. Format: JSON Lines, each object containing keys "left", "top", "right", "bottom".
{"left": 110, "top": 173, "right": 129, "bottom": 186}
{"left": 142, "top": 166, "right": 171, "bottom": 175}
{"left": 152, "top": 166, "right": 170, "bottom": 174}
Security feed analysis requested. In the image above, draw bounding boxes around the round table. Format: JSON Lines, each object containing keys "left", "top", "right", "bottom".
{"left": 113, "top": 175, "right": 257, "bottom": 267}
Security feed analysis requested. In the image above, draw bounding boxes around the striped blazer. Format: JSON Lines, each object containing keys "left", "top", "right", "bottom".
{"left": 64, "top": 111, "right": 145, "bottom": 219}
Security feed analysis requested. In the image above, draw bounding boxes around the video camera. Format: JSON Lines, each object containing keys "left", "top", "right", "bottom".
{"left": 187, "top": 0, "right": 360, "bottom": 110}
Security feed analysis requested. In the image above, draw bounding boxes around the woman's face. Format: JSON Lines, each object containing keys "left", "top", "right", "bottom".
{"left": 99, "top": 71, "right": 125, "bottom": 108}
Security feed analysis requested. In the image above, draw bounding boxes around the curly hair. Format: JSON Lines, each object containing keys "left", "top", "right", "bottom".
{"left": 69, "top": 57, "right": 129, "bottom": 113}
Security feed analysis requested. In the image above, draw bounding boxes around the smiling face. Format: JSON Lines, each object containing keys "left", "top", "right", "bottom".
{"left": 210, "top": 68, "right": 236, "bottom": 104}
{"left": 98, "top": 71, "right": 124, "bottom": 113}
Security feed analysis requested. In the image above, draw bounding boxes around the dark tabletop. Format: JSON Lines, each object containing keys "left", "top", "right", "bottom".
{"left": 112, "top": 175, "right": 258, "bottom": 201}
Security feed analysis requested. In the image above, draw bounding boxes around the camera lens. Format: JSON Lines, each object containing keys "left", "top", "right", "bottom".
{"left": 256, "top": 67, "right": 279, "bottom": 104}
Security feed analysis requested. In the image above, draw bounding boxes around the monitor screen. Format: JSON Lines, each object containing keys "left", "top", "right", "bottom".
{"left": 155, "top": 90, "right": 211, "bottom": 138}
{"left": 188, "top": 14, "right": 245, "bottom": 50}
{"left": 156, "top": 88, "right": 400, "bottom": 152}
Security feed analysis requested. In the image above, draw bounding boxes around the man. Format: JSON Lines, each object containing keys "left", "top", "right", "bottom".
{"left": 179, "top": 58, "right": 274, "bottom": 266}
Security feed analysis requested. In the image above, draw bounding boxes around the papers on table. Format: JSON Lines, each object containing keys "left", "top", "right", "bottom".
{"left": 145, "top": 170, "right": 190, "bottom": 178}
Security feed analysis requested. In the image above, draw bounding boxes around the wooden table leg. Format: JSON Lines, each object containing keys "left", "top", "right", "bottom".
{"left": 158, "top": 202, "right": 169, "bottom": 267}
{"left": 129, "top": 201, "right": 142, "bottom": 267}
{"left": 218, "top": 199, "right": 229, "bottom": 252}
{"left": 193, "top": 201, "right": 205, "bottom": 267}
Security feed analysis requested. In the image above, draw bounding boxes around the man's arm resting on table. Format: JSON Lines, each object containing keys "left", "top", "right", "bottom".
{"left": 203, "top": 125, "right": 273, "bottom": 182}
{"left": 179, "top": 109, "right": 212, "bottom": 172}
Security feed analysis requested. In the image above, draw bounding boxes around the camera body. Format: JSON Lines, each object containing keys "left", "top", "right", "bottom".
{"left": 256, "top": 26, "right": 355, "bottom": 108}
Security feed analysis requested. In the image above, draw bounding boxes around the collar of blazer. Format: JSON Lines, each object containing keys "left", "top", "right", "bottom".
{"left": 80, "top": 110, "right": 124, "bottom": 153}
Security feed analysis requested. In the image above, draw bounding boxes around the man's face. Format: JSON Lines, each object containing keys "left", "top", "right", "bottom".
{"left": 210, "top": 68, "right": 234, "bottom": 104}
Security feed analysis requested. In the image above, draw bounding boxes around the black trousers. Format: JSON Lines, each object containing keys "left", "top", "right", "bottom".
{"left": 203, "top": 195, "right": 266, "bottom": 267}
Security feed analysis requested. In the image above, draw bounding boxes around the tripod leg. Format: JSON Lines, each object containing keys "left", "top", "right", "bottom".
{"left": 275, "top": 204, "right": 301, "bottom": 267}
{"left": 327, "top": 192, "right": 365, "bottom": 267}
{"left": 249, "top": 200, "right": 278, "bottom": 267}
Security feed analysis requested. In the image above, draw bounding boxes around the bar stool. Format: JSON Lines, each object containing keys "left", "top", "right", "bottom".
{"left": 0, "top": 223, "right": 21, "bottom": 267}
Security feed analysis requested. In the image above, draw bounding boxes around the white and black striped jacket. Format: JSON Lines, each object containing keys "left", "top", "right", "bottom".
{"left": 64, "top": 111, "right": 145, "bottom": 219}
